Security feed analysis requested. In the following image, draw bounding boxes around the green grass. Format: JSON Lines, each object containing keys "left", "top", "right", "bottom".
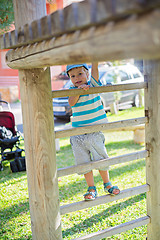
{"left": 0, "top": 107, "right": 147, "bottom": 239}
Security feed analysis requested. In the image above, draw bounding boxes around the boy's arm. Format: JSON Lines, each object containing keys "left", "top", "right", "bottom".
{"left": 91, "top": 62, "right": 99, "bottom": 82}
{"left": 68, "top": 95, "right": 80, "bottom": 106}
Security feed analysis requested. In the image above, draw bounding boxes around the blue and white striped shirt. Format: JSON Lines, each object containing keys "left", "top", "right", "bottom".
{"left": 70, "top": 76, "right": 108, "bottom": 128}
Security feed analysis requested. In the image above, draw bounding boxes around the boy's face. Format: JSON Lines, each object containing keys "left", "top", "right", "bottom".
{"left": 68, "top": 67, "right": 89, "bottom": 87}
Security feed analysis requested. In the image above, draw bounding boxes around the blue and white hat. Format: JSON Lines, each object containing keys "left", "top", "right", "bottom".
{"left": 66, "top": 64, "right": 89, "bottom": 75}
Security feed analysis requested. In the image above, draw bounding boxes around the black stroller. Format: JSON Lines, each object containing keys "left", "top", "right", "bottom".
{"left": 0, "top": 100, "right": 25, "bottom": 172}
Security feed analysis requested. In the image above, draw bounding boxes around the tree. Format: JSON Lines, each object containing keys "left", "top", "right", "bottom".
{"left": 0, "top": 0, "right": 14, "bottom": 33}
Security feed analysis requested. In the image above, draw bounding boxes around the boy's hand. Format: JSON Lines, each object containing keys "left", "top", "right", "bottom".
{"left": 78, "top": 84, "right": 90, "bottom": 91}
{"left": 69, "top": 84, "right": 89, "bottom": 106}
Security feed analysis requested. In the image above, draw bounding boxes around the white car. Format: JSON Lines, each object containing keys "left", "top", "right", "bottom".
{"left": 100, "top": 64, "right": 144, "bottom": 110}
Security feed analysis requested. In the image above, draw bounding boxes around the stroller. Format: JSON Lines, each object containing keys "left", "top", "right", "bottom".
{"left": 0, "top": 100, "right": 25, "bottom": 172}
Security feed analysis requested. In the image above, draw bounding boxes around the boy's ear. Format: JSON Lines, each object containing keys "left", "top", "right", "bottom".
{"left": 86, "top": 71, "right": 89, "bottom": 79}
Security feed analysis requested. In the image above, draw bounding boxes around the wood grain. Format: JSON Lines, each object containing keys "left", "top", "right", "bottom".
{"left": 5, "top": 10, "right": 160, "bottom": 69}
{"left": 144, "top": 59, "right": 160, "bottom": 240}
{"left": 13, "top": 1, "right": 62, "bottom": 239}
{"left": 1, "top": 0, "right": 160, "bottom": 50}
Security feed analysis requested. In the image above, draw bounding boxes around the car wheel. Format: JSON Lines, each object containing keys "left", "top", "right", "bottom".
{"left": 133, "top": 93, "right": 144, "bottom": 107}
{"left": 133, "top": 94, "right": 140, "bottom": 107}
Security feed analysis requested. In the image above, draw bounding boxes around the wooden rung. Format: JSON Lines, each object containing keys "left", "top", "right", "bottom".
{"left": 72, "top": 216, "right": 150, "bottom": 240}
{"left": 52, "top": 82, "right": 147, "bottom": 98}
{"left": 55, "top": 117, "right": 147, "bottom": 139}
{"left": 55, "top": 124, "right": 145, "bottom": 135}
{"left": 58, "top": 150, "right": 148, "bottom": 178}
{"left": 60, "top": 184, "right": 149, "bottom": 215}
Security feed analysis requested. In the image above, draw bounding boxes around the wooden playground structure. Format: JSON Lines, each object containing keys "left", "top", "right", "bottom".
{"left": 1, "top": 0, "right": 160, "bottom": 239}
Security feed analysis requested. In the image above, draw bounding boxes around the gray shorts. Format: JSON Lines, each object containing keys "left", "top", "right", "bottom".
{"left": 70, "top": 132, "right": 109, "bottom": 175}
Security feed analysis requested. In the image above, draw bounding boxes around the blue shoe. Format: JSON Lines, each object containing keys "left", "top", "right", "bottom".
{"left": 104, "top": 181, "right": 120, "bottom": 195}
{"left": 83, "top": 186, "right": 97, "bottom": 201}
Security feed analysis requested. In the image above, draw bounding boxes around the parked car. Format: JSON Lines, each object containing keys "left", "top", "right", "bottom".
{"left": 100, "top": 64, "right": 144, "bottom": 110}
{"left": 53, "top": 64, "right": 144, "bottom": 119}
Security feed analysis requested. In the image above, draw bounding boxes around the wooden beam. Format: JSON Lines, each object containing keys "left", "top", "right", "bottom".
{"left": 58, "top": 150, "right": 148, "bottom": 177}
{"left": 55, "top": 117, "right": 147, "bottom": 138}
{"left": 52, "top": 82, "right": 147, "bottom": 98}
{"left": 1, "top": 0, "right": 160, "bottom": 50}
{"left": 60, "top": 185, "right": 149, "bottom": 215}
{"left": 72, "top": 216, "right": 150, "bottom": 240}
{"left": 13, "top": 1, "right": 62, "bottom": 239}
{"left": 5, "top": 10, "right": 160, "bottom": 69}
{"left": 144, "top": 60, "right": 160, "bottom": 240}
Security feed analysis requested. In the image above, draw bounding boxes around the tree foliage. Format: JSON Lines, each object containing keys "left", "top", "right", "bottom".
{"left": 0, "top": 0, "right": 60, "bottom": 34}
{"left": 0, "top": 0, "right": 14, "bottom": 33}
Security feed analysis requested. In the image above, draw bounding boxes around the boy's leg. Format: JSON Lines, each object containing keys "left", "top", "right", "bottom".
{"left": 84, "top": 171, "right": 94, "bottom": 186}
{"left": 99, "top": 170, "right": 120, "bottom": 195}
{"left": 84, "top": 171, "right": 96, "bottom": 200}
{"left": 70, "top": 135, "right": 97, "bottom": 200}
{"left": 99, "top": 169, "right": 110, "bottom": 183}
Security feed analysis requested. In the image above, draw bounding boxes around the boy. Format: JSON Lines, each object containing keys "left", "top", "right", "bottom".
{"left": 67, "top": 63, "right": 120, "bottom": 200}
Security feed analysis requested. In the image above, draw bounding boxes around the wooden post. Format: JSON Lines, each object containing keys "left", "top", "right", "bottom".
{"left": 144, "top": 60, "right": 160, "bottom": 240}
{"left": 13, "top": 1, "right": 62, "bottom": 239}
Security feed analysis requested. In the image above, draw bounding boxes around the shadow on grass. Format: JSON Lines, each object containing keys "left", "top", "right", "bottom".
{"left": 62, "top": 193, "right": 146, "bottom": 238}
{"left": 0, "top": 234, "right": 32, "bottom": 240}
{"left": 0, "top": 163, "right": 27, "bottom": 186}
{"left": 0, "top": 200, "right": 31, "bottom": 240}
{"left": 0, "top": 200, "right": 29, "bottom": 224}
{"left": 15, "top": 236, "right": 32, "bottom": 240}
{"left": 59, "top": 158, "right": 146, "bottom": 201}
{"left": 0, "top": 202, "right": 31, "bottom": 238}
